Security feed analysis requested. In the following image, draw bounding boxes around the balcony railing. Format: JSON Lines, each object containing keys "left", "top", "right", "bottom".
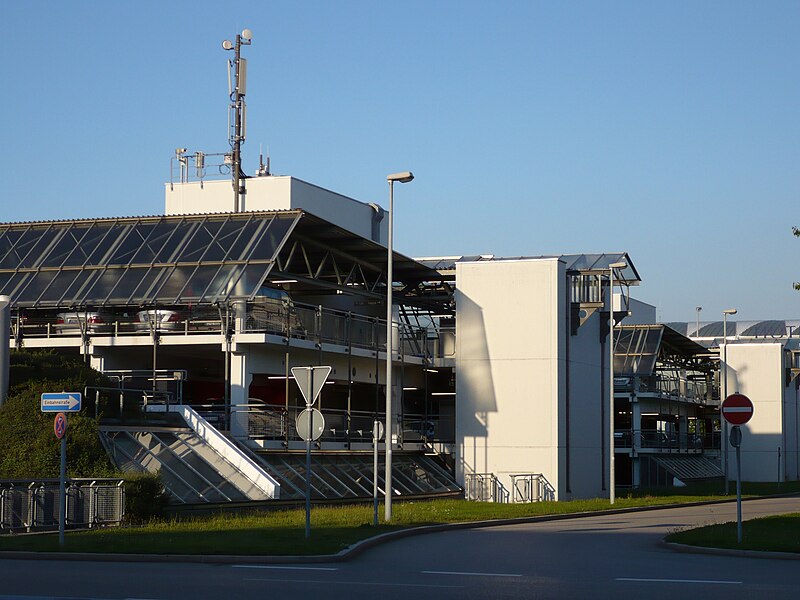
{"left": 614, "top": 429, "right": 720, "bottom": 451}
{"left": 614, "top": 375, "right": 714, "bottom": 403}
{"left": 8, "top": 299, "right": 453, "bottom": 360}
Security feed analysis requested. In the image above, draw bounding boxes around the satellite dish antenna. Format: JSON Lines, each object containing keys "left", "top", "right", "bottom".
{"left": 222, "top": 39, "right": 233, "bottom": 50}
{"left": 241, "top": 28, "right": 253, "bottom": 41}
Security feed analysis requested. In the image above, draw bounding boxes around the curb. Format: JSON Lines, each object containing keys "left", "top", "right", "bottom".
{"left": 0, "top": 494, "right": 797, "bottom": 564}
{"left": 659, "top": 541, "right": 800, "bottom": 561}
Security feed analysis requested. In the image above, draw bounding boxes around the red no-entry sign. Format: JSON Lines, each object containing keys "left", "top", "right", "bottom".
{"left": 722, "top": 393, "right": 754, "bottom": 426}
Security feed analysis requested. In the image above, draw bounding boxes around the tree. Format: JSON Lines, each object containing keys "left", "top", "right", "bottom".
{"left": 0, "top": 350, "right": 115, "bottom": 478}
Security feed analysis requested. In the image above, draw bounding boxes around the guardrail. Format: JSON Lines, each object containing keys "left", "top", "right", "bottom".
{"left": 464, "top": 473, "right": 508, "bottom": 502}
{"left": 614, "top": 429, "right": 720, "bottom": 451}
{"left": 510, "top": 473, "right": 555, "bottom": 502}
{"left": 196, "top": 404, "right": 455, "bottom": 446}
{"left": 0, "top": 478, "right": 124, "bottom": 533}
{"left": 8, "top": 300, "right": 451, "bottom": 360}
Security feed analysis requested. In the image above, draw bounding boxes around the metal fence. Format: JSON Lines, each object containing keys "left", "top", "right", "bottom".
{"left": 510, "top": 473, "right": 555, "bottom": 502}
{"left": 464, "top": 473, "right": 508, "bottom": 502}
{"left": 0, "top": 478, "right": 124, "bottom": 533}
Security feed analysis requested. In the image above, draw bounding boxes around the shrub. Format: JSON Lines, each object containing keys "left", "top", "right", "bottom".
{"left": 123, "top": 472, "right": 168, "bottom": 524}
{"left": 0, "top": 350, "right": 116, "bottom": 478}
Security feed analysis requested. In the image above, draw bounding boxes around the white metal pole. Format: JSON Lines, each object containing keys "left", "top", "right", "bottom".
{"left": 723, "top": 313, "right": 729, "bottom": 494}
{"left": 373, "top": 420, "right": 379, "bottom": 526}
{"left": 609, "top": 266, "right": 616, "bottom": 505}
{"left": 384, "top": 179, "right": 394, "bottom": 522}
{"left": 0, "top": 295, "right": 9, "bottom": 407}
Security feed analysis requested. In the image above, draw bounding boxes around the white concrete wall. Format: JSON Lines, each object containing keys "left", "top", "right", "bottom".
{"left": 565, "top": 308, "right": 605, "bottom": 499}
{"left": 455, "top": 258, "right": 568, "bottom": 500}
{"left": 165, "top": 176, "right": 386, "bottom": 242}
{"left": 724, "top": 343, "right": 791, "bottom": 482}
{"left": 620, "top": 296, "right": 656, "bottom": 325}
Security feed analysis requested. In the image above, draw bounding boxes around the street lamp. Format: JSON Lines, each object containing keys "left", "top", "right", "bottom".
{"left": 722, "top": 307, "right": 737, "bottom": 493}
{"left": 695, "top": 306, "right": 702, "bottom": 337}
{"left": 385, "top": 171, "right": 414, "bottom": 522}
{"left": 0, "top": 295, "right": 10, "bottom": 407}
{"left": 608, "top": 261, "right": 627, "bottom": 505}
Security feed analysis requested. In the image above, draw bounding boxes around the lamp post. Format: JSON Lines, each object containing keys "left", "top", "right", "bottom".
{"left": 722, "top": 308, "right": 737, "bottom": 493}
{"left": 695, "top": 306, "right": 702, "bottom": 337}
{"left": 608, "top": 261, "right": 627, "bottom": 505}
{"left": 0, "top": 295, "right": 9, "bottom": 407}
{"left": 385, "top": 171, "right": 414, "bottom": 522}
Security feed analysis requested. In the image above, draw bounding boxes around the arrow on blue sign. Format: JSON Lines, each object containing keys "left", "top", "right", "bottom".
{"left": 41, "top": 392, "right": 82, "bottom": 413}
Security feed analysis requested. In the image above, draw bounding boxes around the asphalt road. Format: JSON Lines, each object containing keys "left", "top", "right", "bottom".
{"left": 0, "top": 496, "right": 797, "bottom": 600}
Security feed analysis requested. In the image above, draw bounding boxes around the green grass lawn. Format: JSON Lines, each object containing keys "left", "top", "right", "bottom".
{"left": 0, "top": 493, "right": 744, "bottom": 556}
{"left": 666, "top": 513, "right": 800, "bottom": 553}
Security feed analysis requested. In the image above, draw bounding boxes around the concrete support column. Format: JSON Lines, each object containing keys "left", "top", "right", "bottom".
{"left": 229, "top": 350, "right": 252, "bottom": 439}
{"left": 631, "top": 396, "right": 641, "bottom": 452}
{"left": 89, "top": 353, "right": 105, "bottom": 373}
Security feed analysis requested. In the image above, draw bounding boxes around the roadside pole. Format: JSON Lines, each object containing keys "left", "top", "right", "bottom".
{"left": 54, "top": 412, "right": 68, "bottom": 547}
{"left": 373, "top": 419, "right": 383, "bottom": 526}
{"left": 721, "top": 393, "right": 754, "bottom": 545}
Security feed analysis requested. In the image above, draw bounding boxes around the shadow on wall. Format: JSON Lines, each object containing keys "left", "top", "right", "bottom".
{"left": 455, "top": 292, "right": 497, "bottom": 480}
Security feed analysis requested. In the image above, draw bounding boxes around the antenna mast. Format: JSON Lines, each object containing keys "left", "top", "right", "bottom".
{"left": 222, "top": 28, "right": 253, "bottom": 212}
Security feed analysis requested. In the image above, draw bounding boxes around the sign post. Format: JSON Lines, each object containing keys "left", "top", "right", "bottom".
{"left": 722, "top": 393, "right": 754, "bottom": 544}
{"left": 291, "top": 366, "right": 331, "bottom": 540}
{"left": 372, "top": 420, "right": 384, "bottom": 526}
{"left": 54, "top": 411, "right": 68, "bottom": 547}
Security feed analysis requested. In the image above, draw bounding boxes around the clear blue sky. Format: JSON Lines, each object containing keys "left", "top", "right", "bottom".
{"left": 1, "top": 1, "right": 798, "bottom": 322}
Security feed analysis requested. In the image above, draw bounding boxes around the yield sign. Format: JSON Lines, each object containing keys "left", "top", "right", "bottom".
{"left": 291, "top": 366, "right": 332, "bottom": 407}
{"left": 722, "top": 393, "right": 754, "bottom": 426}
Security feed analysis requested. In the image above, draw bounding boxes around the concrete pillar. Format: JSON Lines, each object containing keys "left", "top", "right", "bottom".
{"left": 230, "top": 350, "right": 252, "bottom": 439}
{"left": 0, "top": 296, "right": 9, "bottom": 406}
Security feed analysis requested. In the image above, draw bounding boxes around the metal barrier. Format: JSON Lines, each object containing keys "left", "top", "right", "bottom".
{"left": 614, "top": 429, "right": 717, "bottom": 451}
{"left": 510, "top": 473, "right": 555, "bottom": 502}
{"left": 0, "top": 479, "right": 124, "bottom": 533}
{"left": 464, "top": 473, "right": 508, "bottom": 502}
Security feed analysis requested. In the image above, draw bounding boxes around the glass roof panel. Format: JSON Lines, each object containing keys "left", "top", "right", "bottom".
{"left": 245, "top": 217, "right": 293, "bottom": 262}
{"left": 13, "top": 227, "right": 60, "bottom": 269}
{"left": 614, "top": 325, "right": 663, "bottom": 376}
{"left": 178, "top": 219, "right": 225, "bottom": 263}
{"left": 36, "top": 270, "right": 82, "bottom": 304}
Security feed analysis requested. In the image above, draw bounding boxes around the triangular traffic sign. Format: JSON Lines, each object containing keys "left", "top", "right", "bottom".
{"left": 291, "top": 366, "right": 332, "bottom": 406}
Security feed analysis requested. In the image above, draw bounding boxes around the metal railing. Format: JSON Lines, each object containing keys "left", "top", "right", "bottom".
{"left": 201, "top": 404, "right": 455, "bottom": 446}
{"left": 464, "top": 473, "right": 508, "bottom": 502}
{"left": 614, "top": 429, "right": 720, "bottom": 451}
{"left": 10, "top": 299, "right": 445, "bottom": 360}
{"left": 0, "top": 478, "right": 124, "bottom": 533}
{"left": 615, "top": 375, "right": 713, "bottom": 403}
{"left": 510, "top": 473, "right": 555, "bottom": 502}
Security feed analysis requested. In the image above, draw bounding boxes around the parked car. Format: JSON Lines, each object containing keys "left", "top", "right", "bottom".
{"left": 54, "top": 311, "right": 114, "bottom": 334}
{"left": 135, "top": 309, "right": 187, "bottom": 332}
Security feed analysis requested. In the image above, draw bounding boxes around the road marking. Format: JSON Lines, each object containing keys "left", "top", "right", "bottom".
{"left": 233, "top": 565, "right": 338, "bottom": 571}
{"left": 422, "top": 570, "right": 523, "bottom": 577}
{"left": 617, "top": 578, "right": 742, "bottom": 585}
{"left": 244, "top": 578, "right": 462, "bottom": 588}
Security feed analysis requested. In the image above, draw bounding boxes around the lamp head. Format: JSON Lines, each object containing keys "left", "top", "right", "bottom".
{"left": 723, "top": 308, "right": 738, "bottom": 315}
{"left": 387, "top": 171, "right": 414, "bottom": 183}
{"left": 222, "top": 39, "right": 233, "bottom": 50}
{"left": 241, "top": 28, "right": 253, "bottom": 41}
{"left": 609, "top": 261, "right": 627, "bottom": 269}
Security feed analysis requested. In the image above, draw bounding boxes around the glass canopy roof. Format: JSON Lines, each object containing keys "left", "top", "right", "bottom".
{"left": 0, "top": 211, "right": 443, "bottom": 309}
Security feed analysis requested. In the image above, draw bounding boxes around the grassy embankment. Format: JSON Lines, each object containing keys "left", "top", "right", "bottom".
{"left": 666, "top": 513, "right": 800, "bottom": 553}
{"left": 4, "top": 482, "right": 799, "bottom": 556}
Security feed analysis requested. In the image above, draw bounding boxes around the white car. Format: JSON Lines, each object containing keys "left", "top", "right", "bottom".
{"left": 54, "top": 311, "right": 114, "bottom": 334}
{"left": 135, "top": 309, "right": 187, "bottom": 332}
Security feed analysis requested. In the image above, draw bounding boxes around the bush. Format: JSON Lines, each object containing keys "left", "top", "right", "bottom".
{"left": 124, "top": 472, "right": 168, "bottom": 524}
{"left": 0, "top": 350, "right": 116, "bottom": 478}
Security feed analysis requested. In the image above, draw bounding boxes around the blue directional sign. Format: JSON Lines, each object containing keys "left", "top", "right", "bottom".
{"left": 41, "top": 392, "right": 82, "bottom": 413}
